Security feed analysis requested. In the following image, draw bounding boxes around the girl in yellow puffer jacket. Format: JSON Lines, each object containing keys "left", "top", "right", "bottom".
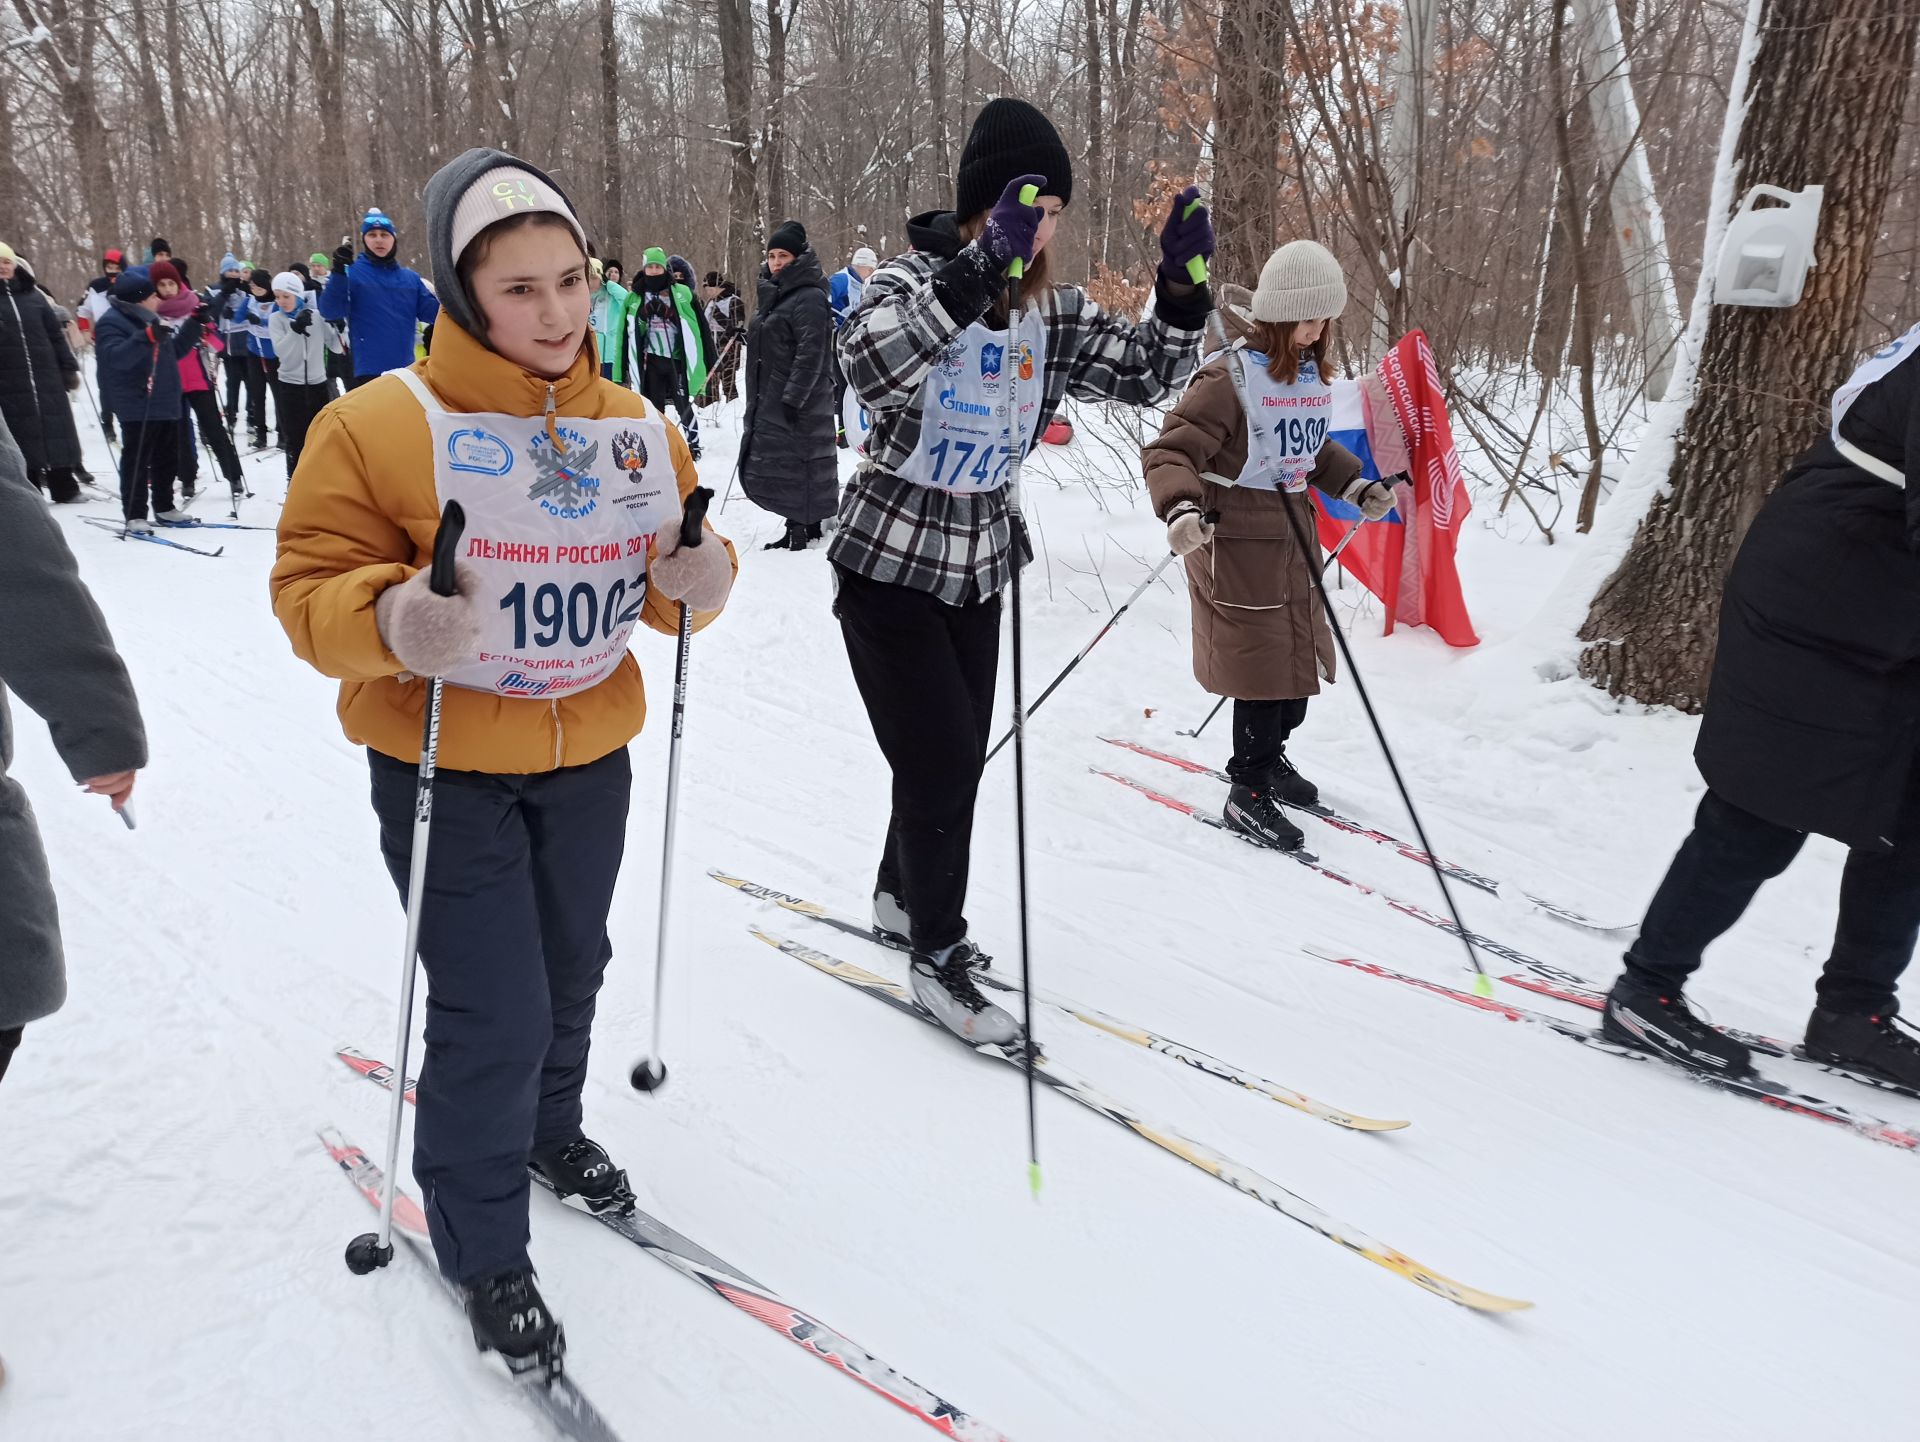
{"left": 271, "top": 148, "right": 736, "bottom": 1371}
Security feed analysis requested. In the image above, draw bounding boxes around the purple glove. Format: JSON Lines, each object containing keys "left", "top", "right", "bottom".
{"left": 979, "top": 175, "right": 1048, "bottom": 273}
{"left": 1158, "top": 185, "right": 1214, "bottom": 284}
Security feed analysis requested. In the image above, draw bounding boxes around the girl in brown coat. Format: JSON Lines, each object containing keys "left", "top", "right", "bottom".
{"left": 1144, "top": 242, "right": 1393, "bottom": 852}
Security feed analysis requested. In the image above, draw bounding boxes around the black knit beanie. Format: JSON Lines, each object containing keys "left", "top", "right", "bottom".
{"left": 956, "top": 97, "right": 1073, "bottom": 220}
{"left": 248, "top": 267, "right": 273, "bottom": 293}
{"left": 767, "top": 219, "right": 808, "bottom": 255}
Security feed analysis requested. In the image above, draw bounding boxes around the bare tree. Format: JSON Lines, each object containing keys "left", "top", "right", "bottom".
{"left": 599, "top": 0, "right": 625, "bottom": 260}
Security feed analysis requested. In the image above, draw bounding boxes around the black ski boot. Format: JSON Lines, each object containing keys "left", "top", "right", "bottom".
{"left": 1601, "top": 974, "right": 1754, "bottom": 1076}
{"left": 463, "top": 1267, "right": 564, "bottom": 1379}
{"left": 1224, "top": 781, "right": 1305, "bottom": 852}
{"left": 1802, "top": 1006, "right": 1920, "bottom": 1090}
{"left": 763, "top": 521, "right": 809, "bottom": 551}
{"left": 528, "top": 1136, "right": 635, "bottom": 1216}
{"left": 1268, "top": 752, "right": 1320, "bottom": 809}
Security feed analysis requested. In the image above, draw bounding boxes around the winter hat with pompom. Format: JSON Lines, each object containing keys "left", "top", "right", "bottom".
{"left": 1250, "top": 240, "right": 1346, "bottom": 324}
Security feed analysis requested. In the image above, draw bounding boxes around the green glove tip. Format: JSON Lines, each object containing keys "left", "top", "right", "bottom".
{"left": 1009, "top": 185, "right": 1042, "bottom": 280}
{"left": 1028, "top": 1161, "right": 1044, "bottom": 1199}
{"left": 1180, "top": 198, "right": 1208, "bottom": 283}
{"left": 1471, "top": 972, "right": 1495, "bottom": 999}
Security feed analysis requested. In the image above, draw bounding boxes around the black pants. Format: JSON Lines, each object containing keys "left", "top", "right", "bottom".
{"left": 119, "top": 418, "right": 181, "bottom": 520}
{"left": 835, "top": 564, "right": 1001, "bottom": 952}
{"left": 94, "top": 355, "right": 117, "bottom": 442}
{"left": 276, "top": 381, "right": 331, "bottom": 477}
{"left": 368, "top": 745, "right": 631, "bottom": 1284}
{"left": 224, "top": 350, "right": 266, "bottom": 435}
{"left": 641, "top": 354, "right": 699, "bottom": 455}
{"left": 0, "top": 1025, "right": 21, "bottom": 1085}
{"left": 179, "top": 389, "right": 244, "bottom": 492}
{"left": 1625, "top": 778, "right": 1920, "bottom": 1015}
{"left": 30, "top": 468, "right": 82, "bottom": 503}
{"left": 1228, "top": 697, "right": 1309, "bottom": 785}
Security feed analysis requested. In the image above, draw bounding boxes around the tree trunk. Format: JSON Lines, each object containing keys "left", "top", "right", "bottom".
{"left": 765, "top": 0, "right": 797, "bottom": 226}
{"left": 598, "top": 0, "right": 624, "bottom": 260}
{"left": 1211, "top": 0, "right": 1286, "bottom": 286}
{"left": 1373, "top": 0, "right": 1433, "bottom": 354}
{"left": 296, "top": 0, "right": 350, "bottom": 242}
{"left": 11, "top": 0, "right": 121, "bottom": 256}
{"left": 716, "top": 0, "right": 759, "bottom": 290}
{"left": 928, "top": 0, "right": 949, "bottom": 194}
{"left": 1577, "top": 0, "right": 1920, "bottom": 710}
{"left": 1081, "top": 0, "right": 1104, "bottom": 260}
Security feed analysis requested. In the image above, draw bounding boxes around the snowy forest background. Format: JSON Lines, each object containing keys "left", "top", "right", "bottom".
{"left": 2, "top": 0, "right": 1917, "bottom": 704}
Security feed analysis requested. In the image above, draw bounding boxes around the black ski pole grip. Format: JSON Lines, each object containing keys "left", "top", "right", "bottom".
{"left": 678, "top": 486, "right": 713, "bottom": 550}
{"left": 429, "top": 499, "right": 466, "bottom": 598}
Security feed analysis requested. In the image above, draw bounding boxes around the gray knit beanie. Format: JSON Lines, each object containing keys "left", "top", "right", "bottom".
{"left": 1250, "top": 241, "right": 1347, "bottom": 324}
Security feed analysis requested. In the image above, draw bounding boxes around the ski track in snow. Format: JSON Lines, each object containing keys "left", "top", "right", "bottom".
{"left": 3, "top": 401, "right": 1913, "bottom": 1440}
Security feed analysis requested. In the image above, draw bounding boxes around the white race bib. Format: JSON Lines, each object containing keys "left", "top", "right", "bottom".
{"left": 394, "top": 369, "right": 677, "bottom": 699}
{"left": 895, "top": 310, "right": 1047, "bottom": 493}
{"left": 1832, "top": 320, "right": 1919, "bottom": 485}
{"left": 1230, "top": 350, "right": 1332, "bottom": 493}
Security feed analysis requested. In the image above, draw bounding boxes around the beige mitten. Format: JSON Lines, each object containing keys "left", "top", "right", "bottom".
{"left": 1344, "top": 478, "right": 1396, "bottom": 522}
{"left": 650, "top": 516, "right": 734, "bottom": 612}
{"left": 374, "top": 561, "right": 484, "bottom": 677}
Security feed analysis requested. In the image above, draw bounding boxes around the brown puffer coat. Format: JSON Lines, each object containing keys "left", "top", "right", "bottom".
{"left": 1144, "top": 353, "right": 1363, "bottom": 701}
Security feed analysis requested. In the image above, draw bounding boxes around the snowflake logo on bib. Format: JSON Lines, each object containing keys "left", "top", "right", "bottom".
{"left": 525, "top": 426, "right": 603, "bottom": 519}
{"left": 937, "top": 337, "right": 967, "bottom": 376}
{"left": 979, "top": 342, "right": 1004, "bottom": 392}
{"left": 612, "top": 429, "right": 649, "bottom": 477}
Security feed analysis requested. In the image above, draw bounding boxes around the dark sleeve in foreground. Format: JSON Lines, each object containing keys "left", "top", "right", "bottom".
{"left": 0, "top": 418, "right": 148, "bottom": 781}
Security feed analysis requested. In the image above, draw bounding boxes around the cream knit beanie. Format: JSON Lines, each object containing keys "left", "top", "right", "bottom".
{"left": 1251, "top": 240, "right": 1347, "bottom": 324}
{"left": 448, "top": 164, "right": 587, "bottom": 267}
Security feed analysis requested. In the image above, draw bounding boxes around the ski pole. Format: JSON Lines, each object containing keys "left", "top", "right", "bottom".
{"left": 983, "top": 539, "right": 1198, "bottom": 764}
{"left": 345, "top": 499, "right": 468, "bottom": 1275}
{"left": 1176, "top": 517, "right": 1366, "bottom": 739}
{"left": 630, "top": 484, "right": 715, "bottom": 1093}
{"left": 1274, "top": 490, "right": 1493, "bottom": 996}
{"left": 1006, "top": 187, "right": 1043, "bottom": 1197}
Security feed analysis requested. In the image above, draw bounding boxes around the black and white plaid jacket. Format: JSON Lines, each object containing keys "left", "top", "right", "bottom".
{"left": 829, "top": 211, "right": 1211, "bottom": 604}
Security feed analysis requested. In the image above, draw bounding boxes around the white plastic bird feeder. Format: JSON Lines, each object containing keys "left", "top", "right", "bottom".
{"left": 1714, "top": 184, "right": 1823, "bottom": 308}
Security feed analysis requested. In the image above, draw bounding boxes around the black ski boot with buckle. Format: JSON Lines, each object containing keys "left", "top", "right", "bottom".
{"left": 528, "top": 1136, "right": 635, "bottom": 1217}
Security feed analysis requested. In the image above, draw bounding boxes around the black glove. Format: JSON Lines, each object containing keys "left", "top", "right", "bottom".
{"left": 332, "top": 244, "right": 355, "bottom": 272}
{"left": 194, "top": 301, "right": 213, "bottom": 324}
{"left": 289, "top": 309, "right": 313, "bottom": 334}
{"left": 218, "top": 274, "right": 241, "bottom": 295}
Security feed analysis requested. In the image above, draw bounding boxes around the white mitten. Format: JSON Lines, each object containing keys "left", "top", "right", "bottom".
{"left": 1167, "top": 505, "right": 1215, "bottom": 557}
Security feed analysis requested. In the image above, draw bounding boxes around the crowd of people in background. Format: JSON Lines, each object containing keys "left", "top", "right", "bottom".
{"left": 1, "top": 210, "right": 886, "bottom": 547}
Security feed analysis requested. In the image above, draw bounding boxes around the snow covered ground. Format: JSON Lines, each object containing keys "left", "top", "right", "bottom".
{"left": 5, "top": 392, "right": 1916, "bottom": 1441}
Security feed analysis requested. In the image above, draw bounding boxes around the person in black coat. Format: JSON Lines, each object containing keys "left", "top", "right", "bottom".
{"left": 741, "top": 220, "right": 837, "bottom": 550}
{"left": 93, "top": 266, "right": 205, "bottom": 530}
{"left": 1603, "top": 321, "right": 1920, "bottom": 1089}
{"left": 0, "top": 245, "right": 85, "bottom": 503}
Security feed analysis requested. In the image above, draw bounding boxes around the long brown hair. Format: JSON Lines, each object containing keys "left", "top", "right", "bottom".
{"left": 1246, "top": 318, "right": 1333, "bottom": 386}
{"left": 957, "top": 212, "right": 1054, "bottom": 318}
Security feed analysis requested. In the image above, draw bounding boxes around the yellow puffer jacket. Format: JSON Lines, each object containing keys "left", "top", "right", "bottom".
{"left": 271, "top": 315, "right": 737, "bottom": 774}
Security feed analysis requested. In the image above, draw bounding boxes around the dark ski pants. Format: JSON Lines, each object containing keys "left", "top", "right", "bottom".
{"left": 275, "top": 381, "right": 331, "bottom": 477}
{"left": 30, "top": 468, "right": 81, "bottom": 503}
{"left": 835, "top": 564, "right": 1000, "bottom": 953}
{"left": 118, "top": 418, "right": 181, "bottom": 521}
{"left": 1625, "top": 776, "right": 1920, "bottom": 1016}
{"left": 641, "top": 355, "right": 699, "bottom": 455}
{"left": 367, "top": 745, "right": 632, "bottom": 1284}
{"left": 0, "top": 1026, "right": 20, "bottom": 1084}
{"left": 179, "top": 390, "right": 243, "bottom": 493}
{"left": 94, "top": 355, "right": 117, "bottom": 444}
{"left": 223, "top": 350, "right": 265, "bottom": 435}
{"left": 1228, "top": 697, "right": 1309, "bottom": 785}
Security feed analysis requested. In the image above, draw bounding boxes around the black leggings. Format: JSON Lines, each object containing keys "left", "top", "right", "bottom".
{"left": 1228, "top": 697, "right": 1309, "bottom": 784}
{"left": 0, "top": 1025, "right": 21, "bottom": 1084}
{"left": 1626, "top": 773, "right": 1920, "bottom": 1015}
{"left": 836, "top": 564, "right": 1001, "bottom": 953}
{"left": 180, "top": 389, "right": 244, "bottom": 489}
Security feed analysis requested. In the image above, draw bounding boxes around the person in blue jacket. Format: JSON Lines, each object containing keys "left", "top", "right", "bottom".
{"left": 320, "top": 208, "right": 439, "bottom": 388}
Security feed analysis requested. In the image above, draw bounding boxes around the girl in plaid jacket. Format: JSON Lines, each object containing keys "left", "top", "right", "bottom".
{"left": 831, "top": 95, "right": 1216, "bottom": 1043}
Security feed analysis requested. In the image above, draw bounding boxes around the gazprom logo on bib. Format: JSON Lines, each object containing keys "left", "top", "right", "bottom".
{"left": 939, "top": 388, "right": 994, "bottom": 417}
{"left": 496, "top": 670, "right": 556, "bottom": 696}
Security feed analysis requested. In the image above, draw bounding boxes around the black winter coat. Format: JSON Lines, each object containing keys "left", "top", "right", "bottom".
{"left": 741, "top": 249, "right": 837, "bottom": 524}
{"left": 94, "top": 297, "right": 202, "bottom": 426}
{"left": 0, "top": 268, "right": 83, "bottom": 472}
{"left": 1696, "top": 341, "right": 1920, "bottom": 850}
